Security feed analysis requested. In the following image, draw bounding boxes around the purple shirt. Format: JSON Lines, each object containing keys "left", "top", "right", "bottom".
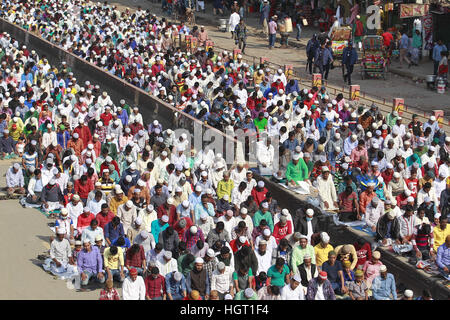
{"left": 77, "top": 245, "right": 103, "bottom": 274}
{"left": 436, "top": 243, "right": 450, "bottom": 269}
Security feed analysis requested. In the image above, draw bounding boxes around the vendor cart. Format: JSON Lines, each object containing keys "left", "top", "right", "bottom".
{"left": 330, "top": 26, "right": 352, "bottom": 62}
{"left": 360, "top": 35, "right": 389, "bottom": 80}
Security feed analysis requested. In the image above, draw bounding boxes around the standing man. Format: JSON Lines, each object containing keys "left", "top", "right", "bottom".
{"left": 314, "top": 42, "right": 333, "bottom": 79}
{"left": 399, "top": 30, "right": 412, "bottom": 68}
{"left": 234, "top": 20, "right": 248, "bottom": 54}
{"left": 229, "top": 10, "right": 241, "bottom": 40}
{"left": 306, "top": 34, "right": 319, "bottom": 75}
{"left": 268, "top": 16, "right": 278, "bottom": 50}
{"left": 342, "top": 41, "right": 358, "bottom": 85}
{"left": 352, "top": 15, "right": 364, "bottom": 50}
{"left": 260, "top": 0, "right": 270, "bottom": 37}
{"left": 432, "top": 40, "right": 448, "bottom": 75}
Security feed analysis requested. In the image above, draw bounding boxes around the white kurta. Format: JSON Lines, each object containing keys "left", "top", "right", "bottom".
{"left": 317, "top": 175, "right": 338, "bottom": 211}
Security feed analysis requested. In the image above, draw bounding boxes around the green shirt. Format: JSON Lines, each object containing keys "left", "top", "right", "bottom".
{"left": 290, "top": 244, "right": 316, "bottom": 275}
{"left": 285, "top": 159, "right": 309, "bottom": 183}
{"left": 253, "top": 210, "right": 274, "bottom": 232}
{"left": 267, "top": 264, "right": 290, "bottom": 287}
{"left": 234, "top": 290, "right": 258, "bottom": 300}
{"left": 253, "top": 118, "right": 268, "bottom": 131}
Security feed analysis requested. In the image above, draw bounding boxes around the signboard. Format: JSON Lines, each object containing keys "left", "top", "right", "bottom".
{"left": 422, "top": 14, "right": 433, "bottom": 50}
{"left": 400, "top": 4, "right": 429, "bottom": 18}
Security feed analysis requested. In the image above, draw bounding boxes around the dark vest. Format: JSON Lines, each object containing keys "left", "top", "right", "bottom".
{"left": 190, "top": 268, "right": 207, "bottom": 296}
{"left": 298, "top": 263, "right": 317, "bottom": 287}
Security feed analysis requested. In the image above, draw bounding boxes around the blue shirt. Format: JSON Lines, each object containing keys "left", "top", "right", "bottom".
{"left": 165, "top": 272, "right": 187, "bottom": 296}
{"left": 104, "top": 222, "right": 125, "bottom": 242}
{"left": 372, "top": 273, "right": 397, "bottom": 300}
{"left": 433, "top": 44, "right": 448, "bottom": 62}
{"left": 436, "top": 243, "right": 450, "bottom": 269}
{"left": 400, "top": 34, "right": 409, "bottom": 49}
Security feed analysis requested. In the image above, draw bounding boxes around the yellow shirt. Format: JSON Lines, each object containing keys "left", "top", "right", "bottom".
{"left": 433, "top": 226, "right": 450, "bottom": 252}
{"left": 314, "top": 243, "right": 334, "bottom": 267}
{"left": 109, "top": 196, "right": 128, "bottom": 215}
{"left": 253, "top": 72, "right": 265, "bottom": 85}
{"left": 103, "top": 247, "right": 124, "bottom": 270}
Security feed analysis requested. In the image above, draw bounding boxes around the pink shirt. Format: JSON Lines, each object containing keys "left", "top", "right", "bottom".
{"left": 350, "top": 147, "right": 368, "bottom": 163}
{"left": 362, "top": 260, "right": 382, "bottom": 287}
{"left": 269, "top": 21, "right": 277, "bottom": 34}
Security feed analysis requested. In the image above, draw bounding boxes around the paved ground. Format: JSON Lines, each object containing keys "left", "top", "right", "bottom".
{"left": 0, "top": 160, "right": 100, "bottom": 299}
{"left": 108, "top": 0, "right": 449, "bottom": 116}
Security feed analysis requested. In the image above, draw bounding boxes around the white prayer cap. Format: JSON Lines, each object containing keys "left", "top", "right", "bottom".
{"left": 263, "top": 229, "right": 271, "bottom": 236}
{"left": 244, "top": 288, "right": 254, "bottom": 298}
{"left": 257, "top": 181, "right": 265, "bottom": 188}
{"left": 174, "top": 272, "right": 182, "bottom": 281}
{"left": 206, "top": 249, "right": 215, "bottom": 258}
{"left": 161, "top": 215, "right": 169, "bottom": 222}
{"left": 306, "top": 208, "right": 314, "bottom": 216}
{"left": 125, "top": 200, "right": 133, "bottom": 208}
{"left": 320, "top": 232, "right": 330, "bottom": 243}
{"left": 404, "top": 290, "right": 413, "bottom": 298}
{"left": 293, "top": 274, "right": 302, "bottom": 282}
{"left": 194, "top": 257, "right": 204, "bottom": 264}
{"left": 262, "top": 202, "right": 269, "bottom": 209}
{"left": 190, "top": 226, "right": 198, "bottom": 234}
{"left": 239, "top": 236, "right": 247, "bottom": 243}
{"left": 241, "top": 207, "right": 248, "bottom": 214}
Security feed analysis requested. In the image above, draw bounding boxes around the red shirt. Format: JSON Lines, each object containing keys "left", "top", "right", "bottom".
{"left": 74, "top": 180, "right": 94, "bottom": 199}
{"left": 354, "top": 242, "right": 372, "bottom": 267}
{"left": 99, "top": 288, "right": 120, "bottom": 300}
{"left": 229, "top": 239, "right": 251, "bottom": 253}
{"left": 73, "top": 125, "right": 92, "bottom": 149}
{"left": 144, "top": 274, "right": 166, "bottom": 298}
{"left": 405, "top": 178, "right": 419, "bottom": 198}
{"left": 96, "top": 211, "right": 115, "bottom": 230}
{"left": 125, "top": 245, "right": 146, "bottom": 268}
{"left": 272, "top": 221, "right": 293, "bottom": 244}
{"left": 251, "top": 187, "right": 268, "bottom": 206}
{"left": 77, "top": 213, "right": 95, "bottom": 230}
{"left": 156, "top": 204, "right": 177, "bottom": 227}
{"left": 382, "top": 32, "right": 393, "bottom": 47}
{"left": 174, "top": 217, "right": 193, "bottom": 240}
{"left": 100, "top": 112, "right": 113, "bottom": 126}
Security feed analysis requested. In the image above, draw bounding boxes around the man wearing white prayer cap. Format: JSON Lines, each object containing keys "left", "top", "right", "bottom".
{"left": 43, "top": 226, "right": 76, "bottom": 277}
{"left": 116, "top": 199, "right": 137, "bottom": 234}
{"left": 317, "top": 165, "right": 339, "bottom": 212}
{"left": 235, "top": 287, "right": 257, "bottom": 300}
{"left": 186, "top": 256, "right": 210, "bottom": 299}
{"left": 280, "top": 272, "right": 305, "bottom": 300}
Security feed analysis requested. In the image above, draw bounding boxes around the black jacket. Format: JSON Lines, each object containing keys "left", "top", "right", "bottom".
{"left": 294, "top": 214, "right": 319, "bottom": 236}
{"left": 376, "top": 215, "right": 401, "bottom": 241}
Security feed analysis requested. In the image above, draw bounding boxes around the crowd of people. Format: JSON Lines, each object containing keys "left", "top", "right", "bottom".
{"left": 1, "top": 0, "right": 449, "bottom": 300}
